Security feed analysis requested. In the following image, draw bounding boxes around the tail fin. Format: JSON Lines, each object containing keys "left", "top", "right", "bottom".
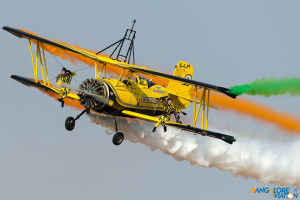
{"left": 167, "top": 61, "right": 193, "bottom": 109}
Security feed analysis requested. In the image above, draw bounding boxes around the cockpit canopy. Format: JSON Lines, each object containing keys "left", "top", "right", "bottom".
{"left": 124, "top": 74, "right": 157, "bottom": 88}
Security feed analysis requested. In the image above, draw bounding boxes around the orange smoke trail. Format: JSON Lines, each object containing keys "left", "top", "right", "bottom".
{"left": 195, "top": 91, "right": 300, "bottom": 133}
{"left": 21, "top": 29, "right": 300, "bottom": 133}
{"left": 38, "top": 88, "right": 83, "bottom": 110}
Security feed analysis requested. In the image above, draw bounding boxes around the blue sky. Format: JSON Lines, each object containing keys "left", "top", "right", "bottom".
{"left": 1, "top": 0, "right": 300, "bottom": 199}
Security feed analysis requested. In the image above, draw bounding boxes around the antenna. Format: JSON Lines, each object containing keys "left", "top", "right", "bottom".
{"left": 96, "top": 20, "right": 137, "bottom": 65}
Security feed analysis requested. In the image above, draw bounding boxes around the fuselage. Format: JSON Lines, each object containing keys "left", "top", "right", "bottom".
{"left": 94, "top": 74, "right": 189, "bottom": 117}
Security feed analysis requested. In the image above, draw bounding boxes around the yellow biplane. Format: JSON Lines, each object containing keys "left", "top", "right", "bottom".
{"left": 3, "top": 22, "right": 237, "bottom": 145}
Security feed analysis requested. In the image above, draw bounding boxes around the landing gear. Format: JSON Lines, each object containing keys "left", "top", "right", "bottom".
{"left": 65, "top": 117, "right": 75, "bottom": 131}
{"left": 112, "top": 132, "right": 124, "bottom": 145}
{"left": 65, "top": 108, "right": 89, "bottom": 131}
{"left": 112, "top": 116, "right": 124, "bottom": 145}
{"left": 58, "top": 98, "right": 65, "bottom": 108}
{"left": 64, "top": 110, "right": 125, "bottom": 146}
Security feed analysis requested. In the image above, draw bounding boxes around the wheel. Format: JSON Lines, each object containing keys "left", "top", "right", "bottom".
{"left": 65, "top": 117, "right": 75, "bottom": 131}
{"left": 112, "top": 132, "right": 124, "bottom": 145}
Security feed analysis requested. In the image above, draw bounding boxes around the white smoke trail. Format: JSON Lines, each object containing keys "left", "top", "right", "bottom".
{"left": 88, "top": 113, "right": 300, "bottom": 188}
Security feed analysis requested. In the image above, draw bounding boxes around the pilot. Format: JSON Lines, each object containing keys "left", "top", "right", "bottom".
{"left": 152, "top": 97, "right": 186, "bottom": 133}
{"left": 56, "top": 67, "right": 76, "bottom": 107}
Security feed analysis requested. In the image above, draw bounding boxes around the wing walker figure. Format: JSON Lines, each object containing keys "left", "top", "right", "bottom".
{"left": 152, "top": 97, "right": 186, "bottom": 133}
{"left": 56, "top": 67, "right": 76, "bottom": 107}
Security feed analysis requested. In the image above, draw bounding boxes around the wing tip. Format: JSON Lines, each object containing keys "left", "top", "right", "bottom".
{"left": 2, "top": 26, "right": 9, "bottom": 31}
{"left": 3, "top": 26, "right": 23, "bottom": 38}
{"left": 217, "top": 87, "right": 237, "bottom": 99}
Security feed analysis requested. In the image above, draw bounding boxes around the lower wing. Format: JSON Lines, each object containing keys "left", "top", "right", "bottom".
{"left": 122, "top": 110, "right": 236, "bottom": 144}
{"left": 11, "top": 75, "right": 80, "bottom": 100}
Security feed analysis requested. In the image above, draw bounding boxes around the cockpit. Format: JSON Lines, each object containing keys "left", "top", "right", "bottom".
{"left": 123, "top": 74, "right": 157, "bottom": 88}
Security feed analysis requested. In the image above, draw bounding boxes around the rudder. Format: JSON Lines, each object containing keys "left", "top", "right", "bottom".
{"left": 167, "top": 61, "right": 193, "bottom": 109}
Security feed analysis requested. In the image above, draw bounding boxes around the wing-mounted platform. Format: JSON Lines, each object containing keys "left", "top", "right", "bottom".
{"left": 96, "top": 19, "right": 137, "bottom": 65}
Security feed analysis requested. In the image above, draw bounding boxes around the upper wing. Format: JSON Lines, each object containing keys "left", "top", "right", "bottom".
{"left": 3, "top": 26, "right": 236, "bottom": 99}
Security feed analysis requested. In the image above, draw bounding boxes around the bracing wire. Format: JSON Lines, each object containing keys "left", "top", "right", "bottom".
{"left": 42, "top": 44, "right": 93, "bottom": 82}
{"left": 43, "top": 45, "right": 65, "bottom": 69}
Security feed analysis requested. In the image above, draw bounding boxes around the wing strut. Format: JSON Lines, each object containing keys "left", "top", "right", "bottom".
{"left": 28, "top": 39, "right": 49, "bottom": 86}
{"left": 95, "top": 62, "right": 107, "bottom": 79}
{"left": 192, "top": 87, "right": 210, "bottom": 130}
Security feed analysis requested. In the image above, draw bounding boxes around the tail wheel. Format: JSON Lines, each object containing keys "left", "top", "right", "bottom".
{"left": 65, "top": 117, "right": 75, "bottom": 131}
{"left": 112, "top": 132, "right": 124, "bottom": 145}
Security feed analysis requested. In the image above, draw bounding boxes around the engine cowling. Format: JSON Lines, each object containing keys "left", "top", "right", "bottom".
{"left": 79, "top": 78, "right": 110, "bottom": 111}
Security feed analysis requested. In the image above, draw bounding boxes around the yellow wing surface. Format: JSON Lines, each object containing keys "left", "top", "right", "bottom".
{"left": 3, "top": 26, "right": 236, "bottom": 99}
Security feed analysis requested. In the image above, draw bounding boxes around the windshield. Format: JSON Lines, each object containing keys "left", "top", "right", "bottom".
{"left": 124, "top": 74, "right": 157, "bottom": 88}
{"left": 136, "top": 74, "right": 157, "bottom": 88}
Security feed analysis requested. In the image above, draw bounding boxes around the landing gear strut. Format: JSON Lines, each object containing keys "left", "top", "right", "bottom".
{"left": 64, "top": 110, "right": 124, "bottom": 146}
{"left": 112, "top": 116, "right": 124, "bottom": 145}
{"left": 65, "top": 108, "right": 90, "bottom": 131}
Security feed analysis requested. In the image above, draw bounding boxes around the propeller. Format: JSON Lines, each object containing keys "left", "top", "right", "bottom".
{"left": 60, "top": 82, "right": 109, "bottom": 105}
{"left": 61, "top": 82, "right": 80, "bottom": 92}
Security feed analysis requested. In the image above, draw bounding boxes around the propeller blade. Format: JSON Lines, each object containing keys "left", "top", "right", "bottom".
{"left": 60, "top": 82, "right": 80, "bottom": 92}
{"left": 60, "top": 82, "right": 109, "bottom": 105}
{"left": 87, "top": 93, "right": 109, "bottom": 105}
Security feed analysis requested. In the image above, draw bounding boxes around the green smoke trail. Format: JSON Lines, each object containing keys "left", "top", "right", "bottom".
{"left": 228, "top": 77, "right": 300, "bottom": 97}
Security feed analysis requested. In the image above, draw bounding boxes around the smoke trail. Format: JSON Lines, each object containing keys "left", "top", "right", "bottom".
{"left": 229, "top": 77, "right": 300, "bottom": 97}
{"left": 88, "top": 113, "right": 300, "bottom": 188}
{"left": 205, "top": 92, "right": 300, "bottom": 134}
